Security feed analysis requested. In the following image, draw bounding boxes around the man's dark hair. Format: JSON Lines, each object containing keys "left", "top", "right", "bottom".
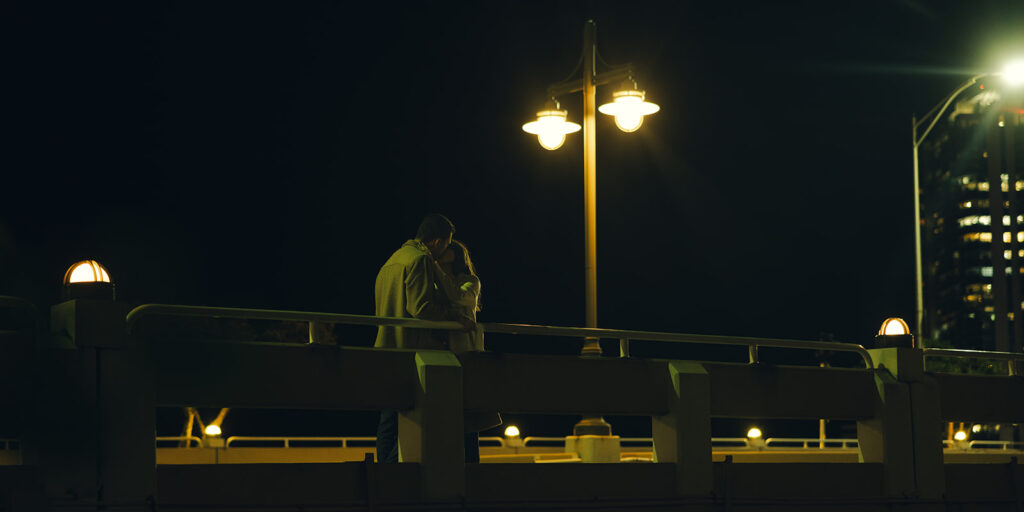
{"left": 416, "top": 214, "right": 455, "bottom": 241}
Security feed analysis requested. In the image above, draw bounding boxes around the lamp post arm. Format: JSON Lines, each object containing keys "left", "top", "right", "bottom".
{"left": 914, "top": 73, "right": 989, "bottom": 147}
{"left": 546, "top": 65, "right": 634, "bottom": 98}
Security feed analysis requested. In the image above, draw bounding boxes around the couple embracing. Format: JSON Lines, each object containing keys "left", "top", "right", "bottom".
{"left": 373, "top": 214, "right": 500, "bottom": 463}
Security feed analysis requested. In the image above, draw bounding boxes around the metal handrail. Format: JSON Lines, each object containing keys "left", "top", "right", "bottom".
{"left": 923, "top": 348, "right": 1024, "bottom": 376}
{"left": 125, "top": 304, "right": 874, "bottom": 368}
{"left": 224, "top": 436, "right": 376, "bottom": 448}
{"left": 764, "top": 437, "right": 859, "bottom": 449}
{"left": 155, "top": 436, "right": 202, "bottom": 448}
{"left": 968, "top": 440, "right": 1024, "bottom": 451}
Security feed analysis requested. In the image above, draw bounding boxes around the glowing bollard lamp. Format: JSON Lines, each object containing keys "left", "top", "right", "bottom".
{"left": 521, "top": 19, "right": 661, "bottom": 460}
{"left": 51, "top": 260, "right": 128, "bottom": 349}
{"left": 874, "top": 317, "right": 914, "bottom": 349}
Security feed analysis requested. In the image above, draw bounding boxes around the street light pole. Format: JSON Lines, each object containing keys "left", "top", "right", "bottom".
{"left": 911, "top": 73, "right": 989, "bottom": 347}
{"left": 581, "top": 21, "right": 600, "bottom": 355}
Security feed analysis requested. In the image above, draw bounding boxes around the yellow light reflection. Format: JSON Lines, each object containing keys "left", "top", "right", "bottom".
{"left": 1003, "top": 60, "right": 1024, "bottom": 86}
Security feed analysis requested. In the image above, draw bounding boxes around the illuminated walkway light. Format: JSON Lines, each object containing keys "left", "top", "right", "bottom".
{"left": 64, "top": 260, "right": 111, "bottom": 284}
{"left": 504, "top": 425, "right": 520, "bottom": 438}
{"left": 598, "top": 83, "right": 660, "bottom": 132}
{"left": 62, "top": 259, "right": 115, "bottom": 300}
{"left": 879, "top": 317, "right": 910, "bottom": 336}
{"left": 747, "top": 427, "right": 762, "bottom": 439}
{"left": 522, "top": 102, "right": 581, "bottom": 150}
{"left": 204, "top": 424, "right": 222, "bottom": 437}
{"left": 953, "top": 430, "right": 968, "bottom": 442}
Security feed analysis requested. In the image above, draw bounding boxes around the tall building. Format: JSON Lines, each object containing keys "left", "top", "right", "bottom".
{"left": 921, "top": 85, "right": 1024, "bottom": 352}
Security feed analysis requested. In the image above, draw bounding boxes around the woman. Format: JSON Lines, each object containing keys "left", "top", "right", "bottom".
{"left": 435, "top": 239, "right": 500, "bottom": 457}
{"left": 435, "top": 239, "right": 483, "bottom": 353}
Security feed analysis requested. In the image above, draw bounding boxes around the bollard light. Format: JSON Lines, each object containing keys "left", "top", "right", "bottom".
{"left": 204, "top": 424, "right": 222, "bottom": 437}
{"left": 953, "top": 430, "right": 967, "bottom": 442}
{"left": 522, "top": 101, "right": 581, "bottom": 150}
{"left": 598, "top": 82, "right": 660, "bottom": 132}
{"left": 504, "top": 424, "right": 523, "bottom": 449}
{"left": 874, "top": 317, "right": 914, "bottom": 348}
{"left": 747, "top": 427, "right": 766, "bottom": 449}
{"left": 62, "top": 259, "right": 115, "bottom": 300}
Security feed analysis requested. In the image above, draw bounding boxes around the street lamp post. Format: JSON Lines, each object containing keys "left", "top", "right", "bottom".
{"left": 521, "top": 20, "right": 660, "bottom": 443}
{"left": 912, "top": 60, "right": 1024, "bottom": 346}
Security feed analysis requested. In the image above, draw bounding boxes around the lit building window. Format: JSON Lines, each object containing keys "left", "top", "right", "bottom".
{"left": 1005, "top": 216, "right": 1013, "bottom": 226}
{"left": 982, "top": 232, "right": 993, "bottom": 242}
{"left": 960, "top": 201, "right": 973, "bottom": 209}
{"left": 964, "top": 294, "right": 984, "bottom": 303}
{"left": 979, "top": 182, "right": 990, "bottom": 191}
{"left": 982, "top": 267, "right": 994, "bottom": 277}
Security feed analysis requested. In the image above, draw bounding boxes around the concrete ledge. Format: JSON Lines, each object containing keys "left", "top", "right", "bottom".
{"left": 706, "top": 363, "right": 876, "bottom": 419}
{"left": 151, "top": 344, "right": 417, "bottom": 409}
{"left": 461, "top": 352, "right": 670, "bottom": 414}
{"left": 932, "top": 372, "right": 1024, "bottom": 423}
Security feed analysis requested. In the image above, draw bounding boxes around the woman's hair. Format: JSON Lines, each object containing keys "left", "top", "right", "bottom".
{"left": 448, "top": 239, "right": 480, "bottom": 312}
{"left": 448, "top": 239, "right": 476, "bottom": 277}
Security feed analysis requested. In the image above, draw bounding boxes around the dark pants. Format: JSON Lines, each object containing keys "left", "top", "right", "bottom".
{"left": 376, "top": 410, "right": 479, "bottom": 463}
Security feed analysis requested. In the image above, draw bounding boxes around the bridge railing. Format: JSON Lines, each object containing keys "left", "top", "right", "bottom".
{"left": 126, "top": 304, "right": 875, "bottom": 368}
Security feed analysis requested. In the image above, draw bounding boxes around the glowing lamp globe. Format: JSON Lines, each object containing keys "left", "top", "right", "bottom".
{"left": 62, "top": 260, "right": 115, "bottom": 300}
{"left": 953, "top": 430, "right": 967, "bottom": 442}
{"left": 1002, "top": 60, "right": 1024, "bottom": 87}
{"left": 746, "top": 427, "right": 762, "bottom": 439}
{"left": 504, "top": 425, "right": 520, "bottom": 438}
{"left": 598, "top": 88, "right": 660, "bottom": 132}
{"left": 522, "top": 105, "right": 581, "bottom": 150}
{"left": 873, "top": 317, "right": 914, "bottom": 348}
{"left": 204, "top": 424, "right": 222, "bottom": 437}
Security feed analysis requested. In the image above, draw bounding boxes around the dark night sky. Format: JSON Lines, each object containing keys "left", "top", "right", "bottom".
{"left": 5, "top": 1, "right": 1024, "bottom": 435}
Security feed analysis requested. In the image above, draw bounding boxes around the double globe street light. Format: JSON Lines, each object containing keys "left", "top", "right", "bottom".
{"left": 521, "top": 20, "right": 659, "bottom": 353}
{"left": 520, "top": 20, "right": 660, "bottom": 443}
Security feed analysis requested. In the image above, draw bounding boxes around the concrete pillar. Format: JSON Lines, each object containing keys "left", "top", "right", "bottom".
{"left": 858, "top": 347, "right": 945, "bottom": 498}
{"left": 41, "top": 299, "right": 155, "bottom": 509}
{"left": 651, "top": 361, "right": 712, "bottom": 497}
{"left": 398, "top": 351, "right": 464, "bottom": 500}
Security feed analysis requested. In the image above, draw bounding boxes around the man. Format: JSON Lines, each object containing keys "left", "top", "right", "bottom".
{"left": 374, "top": 213, "right": 473, "bottom": 463}
{"left": 374, "top": 213, "right": 458, "bottom": 350}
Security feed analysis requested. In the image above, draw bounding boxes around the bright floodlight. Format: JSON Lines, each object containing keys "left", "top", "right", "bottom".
{"left": 64, "top": 260, "right": 112, "bottom": 284}
{"left": 598, "top": 88, "right": 660, "bottom": 132}
{"left": 504, "top": 425, "right": 520, "bottom": 437}
{"left": 204, "top": 424, "right": 222, "bottom": 437}
{"left": 746, "top": 427, "right": 762, "bottom": 439}
{"left": 954, "top": 430, "right": 967, "bottom": 442}
{"left": 879, "top": 317, "right": 910, "bottom": 336}
{"left": 1003, "top": 60, "right": 1024, "bottom": 86}
{"left": 522, "top": 105, "right": 581, "bottom": 150}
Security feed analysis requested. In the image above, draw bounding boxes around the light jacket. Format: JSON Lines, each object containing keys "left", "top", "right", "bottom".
{"left": 374, "top": 239, "right": 450, "bottom": 350}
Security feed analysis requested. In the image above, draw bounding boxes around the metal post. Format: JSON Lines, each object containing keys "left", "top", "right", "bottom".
{"left": 581, "top": 19, "right": 600, "bottom": 356}
{"left": 572, "top": 20, "right": 612, "bottom": 440}
{"left": 913, "top": 116, "right": 925, "bottom": 347}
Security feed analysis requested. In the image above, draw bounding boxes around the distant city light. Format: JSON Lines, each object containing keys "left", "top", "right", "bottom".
{"left": 504, "top": 425, "right": 520, "bottom": 438}
{"left": 971, "top": 424, "right": 982, "bottom": 434}
{"left": 204, "top": 424, "right": 222, "bottom": 437}
{"left": 598, "top": 86, "right": 660, "bottom": 132}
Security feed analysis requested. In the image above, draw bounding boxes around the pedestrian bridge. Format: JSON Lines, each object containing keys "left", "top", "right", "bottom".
{"left": 2, "top": 296, "right": 1024, "bottom": 511}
